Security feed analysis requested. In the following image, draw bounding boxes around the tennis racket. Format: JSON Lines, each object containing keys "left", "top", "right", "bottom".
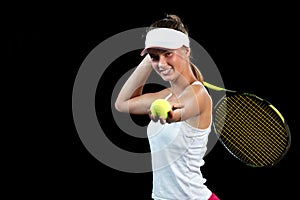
{"left": 203, "top": 81, "right": 291, "bottom": 167}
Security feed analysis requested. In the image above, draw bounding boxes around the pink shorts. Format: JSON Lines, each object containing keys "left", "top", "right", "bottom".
{"left": 208, "top": 193, "right": 220, "bottom": 200}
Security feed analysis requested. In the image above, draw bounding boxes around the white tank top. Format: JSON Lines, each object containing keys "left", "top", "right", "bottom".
{"left": 147, "top": 81, "right": 212, "bottom": 200}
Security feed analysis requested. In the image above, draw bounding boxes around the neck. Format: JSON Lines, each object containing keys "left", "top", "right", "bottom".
{"left": 169, "top": 73, "right": 197, "bottom": 97}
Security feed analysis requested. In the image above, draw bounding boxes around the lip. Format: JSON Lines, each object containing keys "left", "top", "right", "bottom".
{"left": 159, "top": 68, "right": 172, "bottom": 75}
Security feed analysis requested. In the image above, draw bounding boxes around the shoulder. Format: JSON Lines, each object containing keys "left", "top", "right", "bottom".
{"left": 190, "top": 81, "right": 209, "bottom": 95}
{"left": 191, "top": 81, "right": 203, "bottom": 86}
{"left": 188, "top": 82, "right": 212, "bottom": 105}
{"left": 189, "top": 81, "right": 206, "bottom": 93}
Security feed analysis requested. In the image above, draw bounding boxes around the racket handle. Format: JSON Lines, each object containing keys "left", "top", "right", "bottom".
{"left": 203, "top": 81, "right": 235, "bottom": 92}
{"left": 203, "top": 82, "right": 225, "bottom": 91}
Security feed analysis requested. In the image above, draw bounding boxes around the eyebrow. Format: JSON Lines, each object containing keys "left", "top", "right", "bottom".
{"left": 148, "top": 49, "right": 175, "bottom": 55}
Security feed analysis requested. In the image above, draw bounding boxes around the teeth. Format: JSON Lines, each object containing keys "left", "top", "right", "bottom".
{"left": 160, "top": 69, "right": 171, "bottom": 75}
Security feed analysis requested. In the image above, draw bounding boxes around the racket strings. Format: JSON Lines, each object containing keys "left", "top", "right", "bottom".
{"left": 236, "top": 96, "right": 287, "bottom": 149}
{"left": 227, "top": 96, "right": 286, "bottom": 165}
{"left": 216, "top": 111, "right": 278, "bottom": 166}
{"left": 215, "top": 94, "right": 289, "bottom": 167}
{"left": 216, "top": 101, "right": 274, "bottom": 166}
{"left": 233, "top": 98, "right": 283, "bottom": 163}
{"left": 218, "top": 98, "right": 285, "bottom": 166}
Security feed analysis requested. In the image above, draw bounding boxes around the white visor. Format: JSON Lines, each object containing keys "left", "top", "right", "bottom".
{"left": 140, "top": 28, "right": 190, "bottom": 56}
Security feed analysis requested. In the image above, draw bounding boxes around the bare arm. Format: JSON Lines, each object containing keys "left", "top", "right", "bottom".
{"left": 166, "top": 85, "right": 212, "bottom": 128}
{"left": 115, "top": 54, "right": 170, "bottom": 114}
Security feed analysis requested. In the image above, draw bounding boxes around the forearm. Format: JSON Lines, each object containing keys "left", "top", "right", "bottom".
{"left": 115, "top": 55, "right": 153, "bottom": 112}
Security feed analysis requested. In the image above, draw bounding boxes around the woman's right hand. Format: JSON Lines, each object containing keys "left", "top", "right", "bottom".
{"left": 148, "top": 101, "right": 184, "bottom": 124}
{"left": 148, "top": 109, "right": 168, "bottom": 124}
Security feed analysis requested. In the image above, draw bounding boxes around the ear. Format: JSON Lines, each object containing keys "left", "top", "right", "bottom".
{"left": 185, "top": 47, "right": 191, "bottom": 56}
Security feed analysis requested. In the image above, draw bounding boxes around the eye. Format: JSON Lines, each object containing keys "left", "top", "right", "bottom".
{"left": 165, "top": 51, "right": 173, "bottom": 57}
{"left": 149, "top": 54, "right": 159, "bottom": 61}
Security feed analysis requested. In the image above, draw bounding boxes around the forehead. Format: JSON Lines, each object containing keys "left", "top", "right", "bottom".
{"left": 147, "top": 48, "right": 175, "bottom": 55}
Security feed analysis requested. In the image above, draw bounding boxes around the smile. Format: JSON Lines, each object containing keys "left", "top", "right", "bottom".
{"left": 159, "top": 68, "right": 172, "bottom": 75}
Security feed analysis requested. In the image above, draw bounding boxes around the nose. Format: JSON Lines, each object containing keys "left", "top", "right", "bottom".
{"left": 158, "top": 55, "right": 167, "bottom": 68}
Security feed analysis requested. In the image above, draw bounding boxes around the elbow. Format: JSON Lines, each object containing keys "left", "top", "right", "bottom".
{"left": 114, "top": 100, "right": 125, "bottom": 113}
{"left": 114, "top": 100, "right": 122, "bottom": 112}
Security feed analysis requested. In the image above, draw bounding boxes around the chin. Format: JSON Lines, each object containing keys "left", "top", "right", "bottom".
{"left": 161, "top": 75, "right": 173, "bottom": 82}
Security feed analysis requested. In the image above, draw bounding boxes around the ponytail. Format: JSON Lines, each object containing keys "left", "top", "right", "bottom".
{"left": 191, "top": 63, "right": 204, "bottom": 84}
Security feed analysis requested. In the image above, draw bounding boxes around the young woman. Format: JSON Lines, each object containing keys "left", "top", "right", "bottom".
{"left": 115, "top": 14, "right": 220, "bottom": 200}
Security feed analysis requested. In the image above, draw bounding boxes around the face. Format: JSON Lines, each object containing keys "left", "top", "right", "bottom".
{"left": 148, "top": 47, "right": 190, "bottom": 82}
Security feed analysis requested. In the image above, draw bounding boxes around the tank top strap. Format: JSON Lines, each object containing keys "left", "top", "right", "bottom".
{"left": 191, "top": 81, "right": 210, "bottom": 94}
{"left": 164, "top": 93, "right": 173, "bottom": 100}
{"left": 191, "top": 81, "right": 204, "bottom": 86}
{"left": 165, "top": 81, "right": 205, "bottom": 100}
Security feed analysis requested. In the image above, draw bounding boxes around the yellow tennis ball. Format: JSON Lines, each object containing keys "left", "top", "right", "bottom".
{"left": 150, "top": 99, "right": 172, "bottom": 119}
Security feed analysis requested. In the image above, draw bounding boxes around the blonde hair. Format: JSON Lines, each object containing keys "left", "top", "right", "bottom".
{"left": 191, "top": 63, "right": 204, "bottom": 84}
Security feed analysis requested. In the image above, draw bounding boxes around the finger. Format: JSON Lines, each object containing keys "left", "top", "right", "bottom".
{"left": 150, "top": 114, "right": 159, "bottom": 122}
{"left": 159, "top": 116, "right": 167, "bottom": 124}
{"left": 172, "top": 102, "right": 184, "bottom": 110}
{"left": 148, "top": 110, "right": 159, "bottom": 122}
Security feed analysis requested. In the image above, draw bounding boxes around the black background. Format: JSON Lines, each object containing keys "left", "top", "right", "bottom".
{"left": 6, "top": 2, "right": 298, "bottom": 199}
